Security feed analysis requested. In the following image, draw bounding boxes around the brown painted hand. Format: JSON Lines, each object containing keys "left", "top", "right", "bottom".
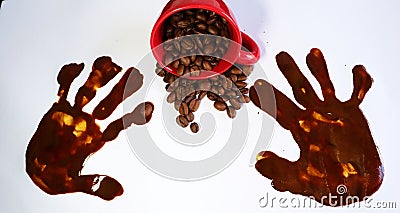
{"left": 25, "top": 57, "right": 154, "bottom": 200}
{"left": 250, "top": 48, "right": 383, "bottom": 206}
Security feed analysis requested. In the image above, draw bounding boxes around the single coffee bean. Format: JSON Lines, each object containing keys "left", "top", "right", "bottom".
{"left": 177, "top": 64, "right": 185, "bottom": 76}
{"left": 243, "top": 95, "right": 251, "bottom": 103}
{"left": 184, "top": 95, "right": 195, "bottom": 105}
{"left": 206, "top": 16, "right": 218, "bottom": 25}
{"left": 180, "top": 57, "right": 191, "bottom": 66}
{"left": 189, "top": 99, "right": 201, "bottom": 112}
{"left": 202, "top": 60, "right": 213, "bottom": 71}
{"left": 190, "top": 122, "right": 200, "bottom": 133}
{"left": 237, "top": 75, "right": 247, "bottom": 82}
{"left": 229, "top": 73, "right": 237, "bottom": 82}
{"left": 167, "top": 92, "right": 176, "bottom": 103}
{"left": 203, "top": 43, "right": 215, "bottom": 55}
{"left": 235, "top": 81, "right": 247, "bottom": 89}
{"left": 196, "top": 22, "right": 207, "bottom": 31}
{"left": 155, "top": 68, "right": 165, "bottom": 77}
{"left": 225, "top": 90, "right": 236, "bottom": 98}
{"left": 217, "top": 86, "right": 225, "bottom": 96}
{"left": 240, "top": 88, "right": 249, "bottom": 94}
{"left": 207, "top": 25, "right": 219, "bottom": 35}
{"left": 186, "top": 111, "right": 195, "bottom": 122}
{"left": 179, "top": 102, "right": 189, "bottom": 115}
{"left": 227, "top": 106, "right": 237, "bottom": 119}
{"left": 214, "top": 101, "right": 227, "bottom": 111}
{"left": 177, "top": 20, "right": 190, "bottom": 28}
{"left": 171, "top": 60, "right": 180, "bottom": 69}
{"left": 198, "top": 91, "right": 207, "bottom": 100}
{"left": 230, "top": 67, "right": 242, "bottom": 75}
{"left": 194, "top": 56, "right": 203, "bottom": 67}
{"left": 195, "top": 12, "right": 207, "bottom": 22}
{"left": 229, "top": 98, "right": 242, "bottom": 110}
{"left": 181, "top": 38, "right": 195, "bottom": 50}
{"left": 207, "top": 92, "right": 218, "bottom": 101}
{"left": 176, "top": 115, "right": 189, "bottom": 128}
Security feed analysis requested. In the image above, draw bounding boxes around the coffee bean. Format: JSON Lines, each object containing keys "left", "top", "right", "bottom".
{"left": 237, "top": 75, "right": 247, "bottom": 82}
{"left": 214, "top": 101, "right": 227, "bottom": 111}
{"left": 217, "top": 86, "right": 225, "bottom": 96}
{"left": 186, "top": 112, "right": 195, "bottom": 122}
{"left": 181, "top": 38, "right": 195, "bottom": 50}
{"left": 196, "top": 22, "right": 207, "bottom": 31}
{"left": 203, "top": 43, "right": 215, "bottom": 55}
{"left": 190, "top": 122, "right": 200, "bottom": 133}
{"left": 184, "top": 95, "right": 195, "bottom": 105}
{"left": 207, "top": 92, "right": 217, "bottom": 101}
{"left": 230, "top": 67, "right": 242, "bottom": 75}
{"left": 177, "top": 64, "right": 185, "bottom": 76}
{"left": 225, "top": 90, "right": 236, "bottom": 98}
{"left": 180, "top": 57, "right": 191, "bottom": 66}
{"left": 228, "top": 73, "right": 237, "bottom": 82}
{"left": 196, "top": 12, "right": 207, "bottom": 22}
{"left": 167, "top": 92, "right": 176, "bottom": 103}
{"left": 189, "top": 99, "right": 201, "bottom": 112}
{"left": 194, "top": 56, "right": 203, "bottom": 67}
{"left": 235, "top": 81, "right": 247, "bottom": 89}
{"left": 240, "top": 88, "right": 249, "bottom": 94}
{"left": 176, "top": 115, "right": 189, "bottom": 128}
{"left": 202, "top": 60, "right": 213, "bottom": 71}
{"left": 179, "top": 102, "right": 189, "bottom": 115}
{"left": 206, "top": 16, "right": 218, "bottom": 25}
{"left": 227, "top": 106, "right": 237, "bottom": 119}
{"left": 177, "top": 20, "right": 190, "bottom": 28}
{"left": 199, "top": 91, "right": 207, "bottom": 100}
{"left": 229, "top": 98, "right": 242, "bottom": 110}
{"left": 207, "top": 25, "right": 219, "bottom": 35}
{"left": 243, "top": 95, "right": 251, "bottom": 103}
{"left": 155, "top": 67, "right": 165, "bottom": 77}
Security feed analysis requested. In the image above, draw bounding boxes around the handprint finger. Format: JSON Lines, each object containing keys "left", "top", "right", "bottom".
{"left": 71, "top": 175, "right": 123, "bottom": 201}
{"left": 102, "top": 102, "right": 154, "bottom": 142}
{"left": 256, "top": 151, "right": 302, "bottom": 193}
{"left": 306, "top": 48, "right": 336, "bottom": 102}
{"left": 276, "top": 52, "right": 321, "bottom": 108}
{"left": 250, "top": 79, "right": 303, "bottom": 130}
{"left": 93, "top": 67, "right": 144, "bottom": 120}
{"left": 57, "top": 63, "right": 84, "bottom": 101}
{"left": 349, "top": 65, "right": 373, "bottom": 105}
{"left": 74, "top": 56, "right": 122, "bottom": 109}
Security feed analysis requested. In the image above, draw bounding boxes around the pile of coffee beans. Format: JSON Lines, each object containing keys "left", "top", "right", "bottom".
{"left": 155, "top": 63, "right": 254, "bottom": 133}
{"left": 162, "top": 9, "right": 231, "bottom": 77}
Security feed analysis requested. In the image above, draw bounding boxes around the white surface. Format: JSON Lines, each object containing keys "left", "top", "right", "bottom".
{"left": 1, "top": 0, "right": 399, "bottom": 212}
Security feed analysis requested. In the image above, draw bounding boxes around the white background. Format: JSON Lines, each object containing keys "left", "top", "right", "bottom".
{"left": 1, "top": 0, "right": 399, "bottom": 212}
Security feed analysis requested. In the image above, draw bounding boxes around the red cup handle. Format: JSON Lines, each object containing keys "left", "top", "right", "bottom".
{"left": 236, "top": 32, "right": 260, "bottom": 65}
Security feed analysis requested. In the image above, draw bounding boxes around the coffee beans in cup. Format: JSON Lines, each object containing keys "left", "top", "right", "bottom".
{"left": 162, "top": 9, "right": 231, "bottom": 77}
{"left": 155, "top": 63, "right": 254, "bottom": 133}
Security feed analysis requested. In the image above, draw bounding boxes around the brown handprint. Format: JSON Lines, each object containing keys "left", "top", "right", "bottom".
{"left": 249, "top": 48, "right": 383, "bottom": 206}
{"left": 25, "top": 56, "right": 154, "bottom": 200}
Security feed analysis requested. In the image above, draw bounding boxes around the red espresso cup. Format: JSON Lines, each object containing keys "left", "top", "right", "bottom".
{"left": 150, "top": 0, "right": 260, "bottom": 79}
